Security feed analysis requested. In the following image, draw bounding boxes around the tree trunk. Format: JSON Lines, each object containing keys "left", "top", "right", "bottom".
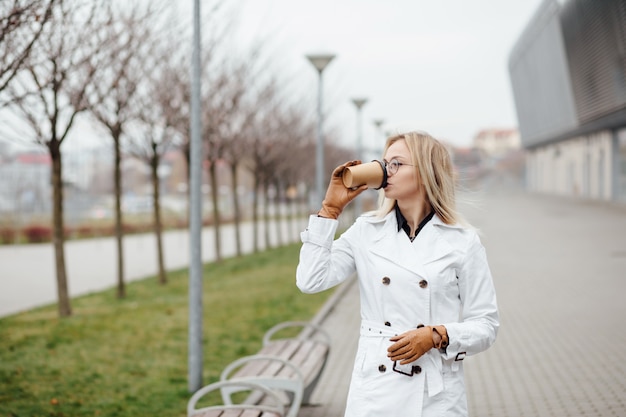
{"left": 182, "top": 145, "right": 191, "bottom": 228}
{"left": 230, "top": 163, "right": 242, "bottom": 257}
{"left": 263, "top": 180, "right": 271, "bottom": 249}
{"left": 113, "top": 136, "right": 125, "bottom": 298}
{"left": 151, "top": 148, "right": 166, "bottom": 285}
{"left": 287, "top": 186, "right": 295, "bottom": 241}
{"left": 49, "top": 140, "right": 71, "bottom": 317}
{"left": 209, "top": 161, "right": 222, "bottom": 262}
{"left": 252, "top": 175, "right": 260, "bottom": 253}
{"left": 273, "top": 180, "right": 283, "bottom": 247}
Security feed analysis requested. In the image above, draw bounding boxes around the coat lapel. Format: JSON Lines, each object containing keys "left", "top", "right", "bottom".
{"left": 366, "top": 212, "right": 457, "bottom": 278}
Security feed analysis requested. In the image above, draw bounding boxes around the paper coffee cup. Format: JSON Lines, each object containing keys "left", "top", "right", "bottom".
{"left": 342, "top": 160, "right": 388, "bottom": 189}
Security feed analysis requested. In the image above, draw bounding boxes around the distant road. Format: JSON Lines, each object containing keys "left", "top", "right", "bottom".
{"left": 0, "top": 218, "right": 308, "bottom": 317}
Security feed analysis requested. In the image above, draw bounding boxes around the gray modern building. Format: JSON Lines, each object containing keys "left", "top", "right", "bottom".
{"left": 509, "top": 0, "right": 626, "bottom": 202}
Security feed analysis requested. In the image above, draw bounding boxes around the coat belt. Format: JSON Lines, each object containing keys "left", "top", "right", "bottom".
{"left": 360, "top": 320, "right": 444, "bottom": 397}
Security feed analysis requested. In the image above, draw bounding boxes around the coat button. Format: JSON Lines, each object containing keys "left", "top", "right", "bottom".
{"left": 419, "top": 279, "right": 428, "bottom": 288}
{"left": 384, "top": 321, "right": 391, "bottom": 327}
{"left": 378, "top": 364, "right": 387, "bottom": 373}
{"left": 412, "top": 365, "right": 422, "bottom": 374}
{"left": 382, "top": 277, "right": 391, "bottom": 285}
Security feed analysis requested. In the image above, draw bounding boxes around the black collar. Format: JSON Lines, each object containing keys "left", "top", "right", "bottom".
{"left": 395, "top": 204, "right": 435, "bottom": 241}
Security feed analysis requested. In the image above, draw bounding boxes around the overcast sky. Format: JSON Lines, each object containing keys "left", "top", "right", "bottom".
{"left": 226, "top": 0, "right": 545, "bottom": 150}
{"left": 46, "top": 0, "right": 549, "bottom": 154}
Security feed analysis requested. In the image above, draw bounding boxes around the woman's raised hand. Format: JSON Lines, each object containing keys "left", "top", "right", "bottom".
{"left": 318, "top": 160, "right": 368, "bottom": 219}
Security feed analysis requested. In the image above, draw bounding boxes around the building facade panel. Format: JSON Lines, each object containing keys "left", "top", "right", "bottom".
{"left": 561, "top": 0, "right": 626, "bottom": 123}
{"left": 509, "top": 0, "right": 578, "bottom": 148}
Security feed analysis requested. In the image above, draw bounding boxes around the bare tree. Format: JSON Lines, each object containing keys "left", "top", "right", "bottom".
{"left": 0, "top": 0, "right": 55, "bottom": 99}
{"left": 220, "top": 99, "right": 256, "bottom": 257}
{"left": 255, "top": 103, "right": 314, "bottom": 247}
{"left": 269, "top": 105, "right": 316, "bottom": 240}
{"left": 86, "top": 2, "right": 158, "bottom": 298}
{"left": 3, "top": 0, "right": 108, "bottom": 317}
{"left": 128, "top": 34, "right": 188, "bottom": 286}
{"left": 242, "top": 82, "right": 284, "bottom": 253}
{"left": 265, "top": 119, "right": 351, "bottom": 231}
{"left": 217, "top": 56, "right": 272, "bottom": 257}
{"left": 171, "top": 1, "right": 230, "bottom": 220}
{"left": 200, "top": 57, "right": 254, "bottom": 262}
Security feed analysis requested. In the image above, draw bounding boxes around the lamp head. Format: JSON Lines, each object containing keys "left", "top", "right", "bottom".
{"left": 306, "top": 54, "right": 336, "bottom": 73}
{"left": 351, "top": 98, "right": 368, "bottom": 109}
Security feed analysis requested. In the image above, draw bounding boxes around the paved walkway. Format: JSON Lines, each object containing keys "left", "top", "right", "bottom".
{"left": 298, "top": 188, "right": 626, "bottom": 416}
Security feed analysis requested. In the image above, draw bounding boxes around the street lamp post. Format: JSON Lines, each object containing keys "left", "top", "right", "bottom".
{"left": 306, "top": 54, "right": 335, "bottom": 209}
{"left": 373, "top": 118, "right": 385, "bottom": 156}
{"left": 351, "top": 98, "right": 368, "bottom": 215}
{"left": 188, "top": 0, "right": 203, "bottom": 393}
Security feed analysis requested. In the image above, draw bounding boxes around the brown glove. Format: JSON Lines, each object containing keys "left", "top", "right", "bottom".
{"left": 317, "top": 160, "right": 368, "bottom": 219}
{"left": 387, "top": 325, "right": 448, "bottom": 365}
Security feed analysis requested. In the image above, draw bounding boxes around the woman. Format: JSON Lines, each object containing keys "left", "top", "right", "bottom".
{"left": 296, "top": 131, "right": 499, "bottom": 416}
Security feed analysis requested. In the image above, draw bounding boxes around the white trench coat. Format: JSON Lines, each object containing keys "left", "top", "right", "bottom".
{"left": 296, "top": 211, "right": 499, "bottom": 417}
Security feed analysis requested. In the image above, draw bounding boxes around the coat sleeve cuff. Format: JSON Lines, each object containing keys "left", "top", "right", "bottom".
{"left": 439, "top": 322, "right": 468, "bottom": 362}
{"left": 300, "top": 215, "right": 339, "bottom": 250}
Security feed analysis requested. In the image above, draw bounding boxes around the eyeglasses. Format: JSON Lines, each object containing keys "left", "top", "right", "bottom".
{"left": 384, "top": 158, "right": 415, "bottom": 175}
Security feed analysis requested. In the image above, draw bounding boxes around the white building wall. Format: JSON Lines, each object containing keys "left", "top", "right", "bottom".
{"left": 527, "top": 130, "right": 614, "bottom": 201}
{"left": 587, "top": 131, "right": 612, "bottom": 200}
{"left": 617, "top": 128, "right": 626, "bottom": 202}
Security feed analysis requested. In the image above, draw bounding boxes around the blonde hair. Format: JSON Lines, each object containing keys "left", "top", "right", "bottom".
{"left": 374, "top": 131, "right": 464, "bottom": 226}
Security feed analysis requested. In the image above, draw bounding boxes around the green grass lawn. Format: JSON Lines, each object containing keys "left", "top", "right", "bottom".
{"left": 0, "top": 243, "right": 333, "bottom": 417}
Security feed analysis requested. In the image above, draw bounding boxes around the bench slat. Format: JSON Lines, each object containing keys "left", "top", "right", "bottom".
{"left": 192, "top": 411, "right": 221, "bottom": 417}
{"left": 195, "top": 409, "right": 279, "bottom": 417}
{"left": 257, "top": 340, "right": 301, "bottom": 358}
{"left": 221, "top": 409, "right": 246, "bottom": 417}
{"left": 234, "top": 341, "right": 302, "bottom": 379}
{"left": 230, "top": 339, "right": 329, "bottom": 385}
{"left": 241, "top": 412, "right": 280, "bottom": 417}
{"left": 295, "top": 343, "right": 328, "bottom": 382}
{"left": 194, "top": 410, "right": 229, "bottom": 417}
{"left": 230, "top": 358, "right": 272, "bottom": 378}
{"left": 268, "top": 340, "right": 328, "bottom": 383}
{"left": 229, "top": 342, "right": 292, "bottom": 378}
{"left": 261, "top": 340, "right": 322, "bottom": 363}
{"left": 271, "top": 341, "right": 316, "bottom": 379}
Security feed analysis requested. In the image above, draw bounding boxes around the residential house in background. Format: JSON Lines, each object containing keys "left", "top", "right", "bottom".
{"left": 473, "top": 128, "right": 521, "bottom": 160}
{"left": 0, "top": 150, "right": 51, "bottom": 219}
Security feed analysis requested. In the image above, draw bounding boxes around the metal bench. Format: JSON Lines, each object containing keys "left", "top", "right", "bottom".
{"left": 188, "top": 321, "right": 330, "bottom": 417}
{"left": 187, "top": 380, "right": 288, "bottom": 417}
{"left": 223, "top": 321, "right": 331, "bottom": 402}
{"left": 218, "top": 321, "right": 331, "bottom": 417}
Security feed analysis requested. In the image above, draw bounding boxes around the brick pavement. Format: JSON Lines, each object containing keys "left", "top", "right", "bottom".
{"left": 297, "top": 188, "right": 626, "bottom": 416}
